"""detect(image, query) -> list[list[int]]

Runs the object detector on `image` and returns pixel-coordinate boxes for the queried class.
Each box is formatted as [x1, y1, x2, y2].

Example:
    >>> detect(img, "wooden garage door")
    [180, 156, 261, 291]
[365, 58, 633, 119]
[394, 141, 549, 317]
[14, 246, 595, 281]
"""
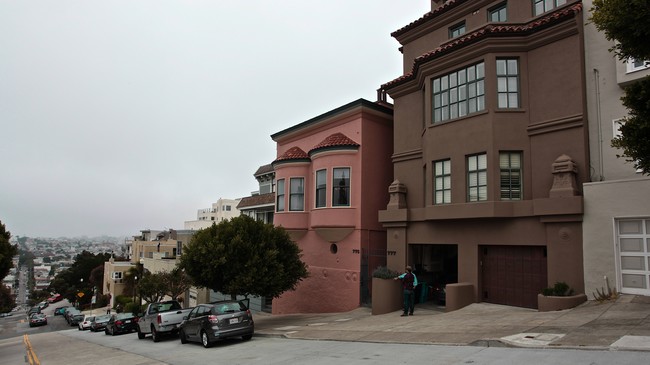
[481, 245, 547, 309]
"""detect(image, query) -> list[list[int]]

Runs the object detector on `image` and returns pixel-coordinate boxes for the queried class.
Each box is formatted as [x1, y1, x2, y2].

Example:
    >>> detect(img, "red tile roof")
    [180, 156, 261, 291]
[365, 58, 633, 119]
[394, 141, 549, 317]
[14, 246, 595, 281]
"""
[274, 146, 310, 163]
[254, 164, 274, 176]
[383, 3, 582, 90]
[392, 0, 469, 38]
[309, 133, 359, 155]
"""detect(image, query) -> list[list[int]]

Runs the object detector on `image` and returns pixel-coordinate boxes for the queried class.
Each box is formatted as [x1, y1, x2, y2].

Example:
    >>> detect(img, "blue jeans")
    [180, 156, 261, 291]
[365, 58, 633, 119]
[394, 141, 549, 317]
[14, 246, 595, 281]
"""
[403, 289, 415, 314]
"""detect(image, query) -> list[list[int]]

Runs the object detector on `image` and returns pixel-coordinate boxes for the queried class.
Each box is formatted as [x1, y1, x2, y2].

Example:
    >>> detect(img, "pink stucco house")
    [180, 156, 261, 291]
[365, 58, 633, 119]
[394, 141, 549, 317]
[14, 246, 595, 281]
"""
[270, 98, 394, 314]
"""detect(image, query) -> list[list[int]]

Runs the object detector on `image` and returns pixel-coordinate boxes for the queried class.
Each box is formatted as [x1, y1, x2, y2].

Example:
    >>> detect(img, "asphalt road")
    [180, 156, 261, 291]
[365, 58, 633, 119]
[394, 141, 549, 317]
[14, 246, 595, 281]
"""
[2, 324, 648, 365]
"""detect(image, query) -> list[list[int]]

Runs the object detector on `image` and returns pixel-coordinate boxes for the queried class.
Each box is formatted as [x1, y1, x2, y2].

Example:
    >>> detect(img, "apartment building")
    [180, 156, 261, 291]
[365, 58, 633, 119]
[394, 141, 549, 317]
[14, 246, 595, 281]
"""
[379, 0, 588, 308]
[271, 99, 393, 313]
[184, 198, 242, 230]
[582, 0, 650, 297]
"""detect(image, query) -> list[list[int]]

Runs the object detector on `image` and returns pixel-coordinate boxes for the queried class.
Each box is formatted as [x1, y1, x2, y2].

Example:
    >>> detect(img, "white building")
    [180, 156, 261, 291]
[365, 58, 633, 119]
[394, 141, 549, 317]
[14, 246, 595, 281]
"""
[582, 0, 650, 297]
[184, 198, 242, 230]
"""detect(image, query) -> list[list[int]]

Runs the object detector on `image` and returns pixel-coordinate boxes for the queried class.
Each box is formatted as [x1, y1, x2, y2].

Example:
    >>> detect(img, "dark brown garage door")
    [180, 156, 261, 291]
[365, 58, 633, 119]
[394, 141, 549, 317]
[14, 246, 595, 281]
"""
[480, 245, 547, 309]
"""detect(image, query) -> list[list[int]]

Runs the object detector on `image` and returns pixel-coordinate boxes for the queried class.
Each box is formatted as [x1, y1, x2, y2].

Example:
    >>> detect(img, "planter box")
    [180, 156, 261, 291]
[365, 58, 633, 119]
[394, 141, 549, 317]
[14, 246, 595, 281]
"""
[371, 277, 403, 315]
[537, 293, 587, 312]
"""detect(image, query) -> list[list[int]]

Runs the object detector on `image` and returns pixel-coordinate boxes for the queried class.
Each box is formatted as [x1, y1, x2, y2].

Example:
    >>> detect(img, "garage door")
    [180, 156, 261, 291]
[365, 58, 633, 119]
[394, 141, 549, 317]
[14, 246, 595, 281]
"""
[617, 219, 650, 296]
[480, 245, 547, 309]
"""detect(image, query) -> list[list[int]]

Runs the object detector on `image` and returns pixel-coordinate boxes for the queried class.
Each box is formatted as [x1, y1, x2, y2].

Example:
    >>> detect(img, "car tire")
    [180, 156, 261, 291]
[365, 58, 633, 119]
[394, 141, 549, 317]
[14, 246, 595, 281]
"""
[201, 330, 212, 348]
[179, 329, 187, 344]
[151, 326, 160, 343]
[242, 334, 252, 341]
[104, 328, 109, 335]
[137, 327, 146, 339]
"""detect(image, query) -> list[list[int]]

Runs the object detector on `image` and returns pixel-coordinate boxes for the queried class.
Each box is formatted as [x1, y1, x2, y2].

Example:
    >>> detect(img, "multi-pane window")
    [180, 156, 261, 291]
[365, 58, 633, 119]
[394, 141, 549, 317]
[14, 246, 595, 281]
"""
[433, 62, 485, 123]
[627, 58, 650, 73]
[489, 3, 507, 22]
[500, 152, 522, 200]
[315, 169, 327, 208]
[332, 167, 350, 207]
[467, 154, 487, 202]
[449, 22, 466, 38]
[289, 178, 304, 211]
[434, 160, 452, 204]
[496, 59, 519, 108]
[533, 0, 567, 16]
[276, 179, 285, 212]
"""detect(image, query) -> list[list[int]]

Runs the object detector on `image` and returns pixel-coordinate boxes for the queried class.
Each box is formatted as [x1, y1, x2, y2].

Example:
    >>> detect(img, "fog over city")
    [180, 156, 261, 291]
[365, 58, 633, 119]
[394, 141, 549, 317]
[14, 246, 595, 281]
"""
[0, 1, 430, 238]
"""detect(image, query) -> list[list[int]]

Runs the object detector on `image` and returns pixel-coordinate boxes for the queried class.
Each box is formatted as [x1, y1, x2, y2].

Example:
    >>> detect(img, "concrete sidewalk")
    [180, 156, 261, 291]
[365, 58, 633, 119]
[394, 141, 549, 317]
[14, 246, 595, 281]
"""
[254, 294, 650, 351]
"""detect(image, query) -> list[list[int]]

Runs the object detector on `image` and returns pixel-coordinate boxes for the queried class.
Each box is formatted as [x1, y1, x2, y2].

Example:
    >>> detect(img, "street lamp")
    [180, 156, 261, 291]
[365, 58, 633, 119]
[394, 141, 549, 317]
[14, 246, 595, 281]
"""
[133, 275, 138, 312]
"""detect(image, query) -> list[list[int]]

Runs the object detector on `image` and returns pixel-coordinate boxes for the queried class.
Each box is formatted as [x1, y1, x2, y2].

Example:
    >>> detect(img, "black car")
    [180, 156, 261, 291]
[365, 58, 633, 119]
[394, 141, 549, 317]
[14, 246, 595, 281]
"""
[69, 313, 85, 327]
[105, 312, 139, 335]
[90, 314, 111, 332]
[179, 299, 254, 348]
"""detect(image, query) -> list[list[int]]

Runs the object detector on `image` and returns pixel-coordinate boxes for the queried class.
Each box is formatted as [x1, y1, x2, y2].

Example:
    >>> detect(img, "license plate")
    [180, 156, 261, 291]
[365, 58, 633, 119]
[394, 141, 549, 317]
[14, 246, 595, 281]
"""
[125, 320, 131, 323]
[229, 318, 238, 324]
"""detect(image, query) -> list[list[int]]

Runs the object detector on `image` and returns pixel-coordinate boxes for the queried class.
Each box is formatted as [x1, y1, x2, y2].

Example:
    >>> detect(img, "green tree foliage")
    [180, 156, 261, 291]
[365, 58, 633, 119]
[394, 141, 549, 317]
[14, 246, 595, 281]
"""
[612, 78, 650, 173]
[179, 215, 308, 299]
[162, 267, 192, 301]
[0, 220, 18, 280]
[591, 0, 650, 174]
[0, 285, 15, 313]
[590, 0, 650, 61]
[137, 272, 167, 304]
[48, 250, 111, 306]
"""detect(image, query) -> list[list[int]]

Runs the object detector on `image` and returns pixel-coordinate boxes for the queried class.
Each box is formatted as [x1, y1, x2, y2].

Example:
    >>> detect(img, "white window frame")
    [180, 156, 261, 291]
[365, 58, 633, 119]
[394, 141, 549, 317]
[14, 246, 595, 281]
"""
[434, 159, 452, 204]
[289, 177, 305, 211]
[332, 167, 351, 207]
[467, 153, 488, 202]
[626, 58, 650, 73]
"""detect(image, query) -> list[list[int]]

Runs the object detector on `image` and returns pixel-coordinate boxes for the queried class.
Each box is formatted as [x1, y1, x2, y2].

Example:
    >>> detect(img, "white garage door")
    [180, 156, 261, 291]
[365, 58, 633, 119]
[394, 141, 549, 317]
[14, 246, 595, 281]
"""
[617, 218, 650, 295]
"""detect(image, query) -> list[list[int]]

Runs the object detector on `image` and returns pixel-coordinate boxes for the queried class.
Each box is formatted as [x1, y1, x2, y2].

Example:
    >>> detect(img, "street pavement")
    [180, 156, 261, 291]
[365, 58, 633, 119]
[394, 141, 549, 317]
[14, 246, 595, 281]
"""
[253, 294, 650, 351]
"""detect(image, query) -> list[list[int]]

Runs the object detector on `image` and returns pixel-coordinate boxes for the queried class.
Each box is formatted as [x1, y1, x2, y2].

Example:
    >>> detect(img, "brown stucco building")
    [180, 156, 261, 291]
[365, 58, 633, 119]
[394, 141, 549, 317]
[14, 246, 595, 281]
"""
[379, 0, 588, 309]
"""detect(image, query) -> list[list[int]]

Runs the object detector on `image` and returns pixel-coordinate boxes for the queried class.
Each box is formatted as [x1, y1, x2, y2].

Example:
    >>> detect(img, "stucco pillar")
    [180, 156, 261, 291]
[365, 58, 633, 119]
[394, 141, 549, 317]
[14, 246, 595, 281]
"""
[380, 180, 409, 272]
[549, 154, 580, 197]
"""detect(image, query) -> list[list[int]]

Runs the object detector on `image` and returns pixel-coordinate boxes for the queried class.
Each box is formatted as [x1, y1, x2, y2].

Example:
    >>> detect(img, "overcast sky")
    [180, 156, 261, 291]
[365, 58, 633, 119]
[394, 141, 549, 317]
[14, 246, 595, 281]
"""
[0, 1, 430, 238]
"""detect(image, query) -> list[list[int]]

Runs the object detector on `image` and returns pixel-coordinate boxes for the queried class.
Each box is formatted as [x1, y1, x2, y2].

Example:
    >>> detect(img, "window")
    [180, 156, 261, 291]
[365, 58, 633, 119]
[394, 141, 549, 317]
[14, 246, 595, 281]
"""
[315, 169, 327, 208]
[276, 179, 285, 212]
[496, 59, 519, 108]
[434, 160, 452, 204]
[332, 168, 350, 207]
[627, 58, 650, 73]
[433, 62, 485, 123]
[467, 154, 487, 202]
[489, 3, 507, 22]
[449, 22, 466, 38]
[533, 0, 566, 16]
[500, 152, 522, 200]
[289, 177, 304, 211]
[225, 205, 231, 211]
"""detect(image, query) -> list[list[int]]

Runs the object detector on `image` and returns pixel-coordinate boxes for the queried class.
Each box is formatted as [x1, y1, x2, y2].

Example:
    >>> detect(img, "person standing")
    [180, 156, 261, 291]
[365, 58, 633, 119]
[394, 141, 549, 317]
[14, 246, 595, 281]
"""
[394, 266, 418, 316]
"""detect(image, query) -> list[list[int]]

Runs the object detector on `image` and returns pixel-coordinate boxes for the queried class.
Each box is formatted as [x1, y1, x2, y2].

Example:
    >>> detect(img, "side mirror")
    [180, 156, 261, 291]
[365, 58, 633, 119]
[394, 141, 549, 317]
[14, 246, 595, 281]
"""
[182, 315, 188, 320]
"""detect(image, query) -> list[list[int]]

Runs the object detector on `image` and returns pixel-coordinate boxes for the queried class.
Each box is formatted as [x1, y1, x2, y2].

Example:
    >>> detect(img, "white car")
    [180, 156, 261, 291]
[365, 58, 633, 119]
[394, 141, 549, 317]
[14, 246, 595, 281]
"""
[78, 315, 96, 331]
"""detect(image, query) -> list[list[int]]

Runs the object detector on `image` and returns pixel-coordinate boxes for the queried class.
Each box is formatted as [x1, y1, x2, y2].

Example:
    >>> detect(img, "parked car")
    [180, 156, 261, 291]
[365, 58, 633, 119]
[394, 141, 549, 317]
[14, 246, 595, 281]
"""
[178, 299, 254, 348]
[78, 315, 96, 330]
[37, 301, 49, 310]
[137, 300, 192, 342]
[29, 313, 48, 327]
[27, 307, 40, 317]
[64, 308, 81, 323]
[105, 312, 139, 335]
[69, 313, 85, 327]
[90, 314, 111, 332]
[54, 306, 68, 316]
[47, 294, 62, 303]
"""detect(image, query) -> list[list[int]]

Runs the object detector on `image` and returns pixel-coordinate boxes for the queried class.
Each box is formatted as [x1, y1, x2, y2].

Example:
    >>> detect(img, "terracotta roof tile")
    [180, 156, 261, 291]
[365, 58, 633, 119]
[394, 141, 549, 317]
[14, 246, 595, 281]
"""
[309, 133, 359, 155]
[274, 146, 310, 163]
[392, 0, 469, 38]
[383, 3, 582, 90]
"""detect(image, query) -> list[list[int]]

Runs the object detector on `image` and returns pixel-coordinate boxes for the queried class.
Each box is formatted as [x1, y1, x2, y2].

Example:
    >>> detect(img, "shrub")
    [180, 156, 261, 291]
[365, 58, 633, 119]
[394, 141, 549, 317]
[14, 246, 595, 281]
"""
[541, 282, 574, 296]
[372, 266, 400, 279]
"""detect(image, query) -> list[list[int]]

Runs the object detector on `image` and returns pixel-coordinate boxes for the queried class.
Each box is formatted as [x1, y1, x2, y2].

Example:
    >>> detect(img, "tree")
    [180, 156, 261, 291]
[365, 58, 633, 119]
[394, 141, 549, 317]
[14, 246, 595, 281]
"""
[137, 272, 167, 304]
[179, 215, 308, 300]
[0, 285, 15, 313]
[162, 267, 192, 301]
[48, 250, 111, 306]
[0, 220, 18, 280]
[591, 0, 650, 174]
